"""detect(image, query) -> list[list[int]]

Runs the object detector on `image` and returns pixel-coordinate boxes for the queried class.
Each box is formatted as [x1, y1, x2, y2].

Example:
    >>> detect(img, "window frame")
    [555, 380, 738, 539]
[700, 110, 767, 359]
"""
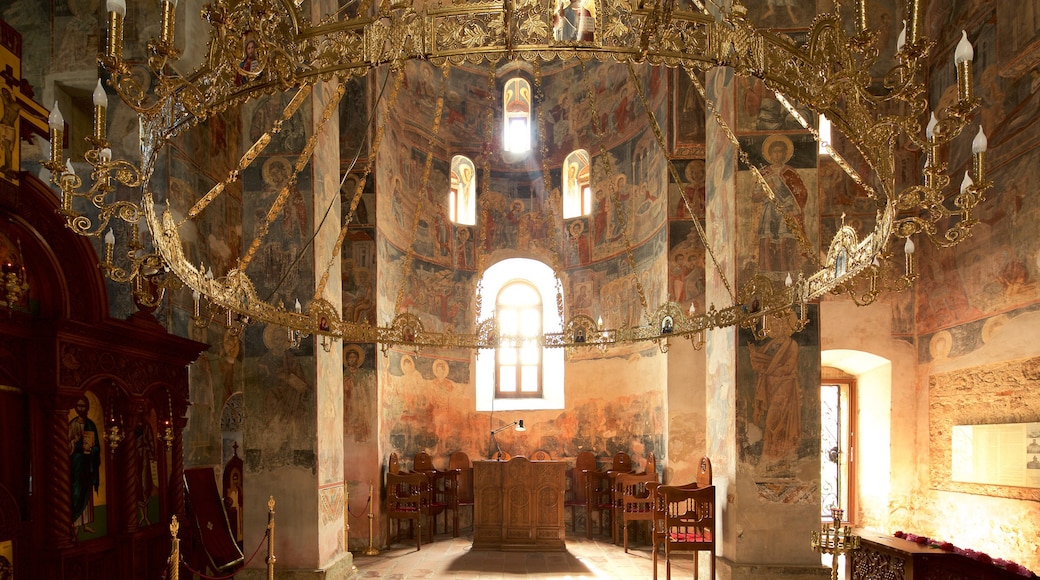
[820, 376, 857, 523]
[494, 280, 543, 399]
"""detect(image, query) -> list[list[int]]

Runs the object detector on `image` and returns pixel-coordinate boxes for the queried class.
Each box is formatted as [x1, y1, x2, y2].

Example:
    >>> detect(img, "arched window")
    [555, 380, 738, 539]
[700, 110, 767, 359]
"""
[503, 77, 532, 153]
[449, 155, 476, 225]
[562, 149, 592, 218]
[476, 258, 564, 411]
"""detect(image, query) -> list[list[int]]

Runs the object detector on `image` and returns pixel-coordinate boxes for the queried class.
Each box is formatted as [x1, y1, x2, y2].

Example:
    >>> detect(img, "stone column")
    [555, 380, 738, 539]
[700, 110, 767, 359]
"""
[239, 73, 350, 578]
[704, 66, 827, 579]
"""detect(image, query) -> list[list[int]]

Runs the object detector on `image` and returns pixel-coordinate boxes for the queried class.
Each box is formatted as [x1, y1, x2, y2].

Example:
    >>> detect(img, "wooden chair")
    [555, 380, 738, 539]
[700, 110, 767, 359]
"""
[530, 449, 552, 460]
[566, 451, 596, 532]
[585, 451, 633, 540]
[585, 469, 613, 539]
[448, 451, 474, 529]
[386, 470, 430, 551]
[413, 451, 459, 538]
[388, 452, 401, 475]
[607, 452, 634, 544]
[643, 451, 657, 477]
[615, 471, 659, 553]
[652, 484, 716, 580]
[413, 451, 435, 471]
[696, 456, 713, 487]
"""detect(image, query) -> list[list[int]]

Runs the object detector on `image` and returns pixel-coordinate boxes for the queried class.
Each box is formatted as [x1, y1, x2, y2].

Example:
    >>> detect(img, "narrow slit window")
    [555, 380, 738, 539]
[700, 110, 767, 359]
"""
[449, 155, 476, 225]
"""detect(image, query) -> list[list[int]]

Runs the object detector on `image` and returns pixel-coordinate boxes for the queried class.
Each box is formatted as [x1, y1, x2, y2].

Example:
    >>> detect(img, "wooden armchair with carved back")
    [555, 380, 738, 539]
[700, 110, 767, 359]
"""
[385, 469, 431, 551]
[586, 451, 633, 541]
[616, 471, 660, 553]
[413, 451, 459, 538]
[650, 456, 715, 580]
[566, 451, 596, 533]
[448, 451, 474, 530]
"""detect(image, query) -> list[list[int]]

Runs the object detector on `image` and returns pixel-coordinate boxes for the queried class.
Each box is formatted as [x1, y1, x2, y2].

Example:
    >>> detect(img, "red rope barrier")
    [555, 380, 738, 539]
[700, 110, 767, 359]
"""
[177, 529, 269, 580]
[346, 495, 371, 519]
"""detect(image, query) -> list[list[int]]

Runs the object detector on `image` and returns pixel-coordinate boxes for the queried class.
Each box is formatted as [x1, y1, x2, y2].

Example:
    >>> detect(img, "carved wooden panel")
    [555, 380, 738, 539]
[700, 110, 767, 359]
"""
[852, 529, 1036, 580]
[929, 356, 1040, 500]
[472, 458, 566, 551]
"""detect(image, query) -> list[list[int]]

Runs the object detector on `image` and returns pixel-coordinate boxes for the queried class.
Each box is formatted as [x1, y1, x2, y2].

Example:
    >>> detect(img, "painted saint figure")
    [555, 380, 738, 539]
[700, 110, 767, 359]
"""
[343, 344, 375, 442]
[69, 396, 101, 535]
[236, 39, 258, 85]
[753, 135, 808, 273]
[748, 332, 802, 460]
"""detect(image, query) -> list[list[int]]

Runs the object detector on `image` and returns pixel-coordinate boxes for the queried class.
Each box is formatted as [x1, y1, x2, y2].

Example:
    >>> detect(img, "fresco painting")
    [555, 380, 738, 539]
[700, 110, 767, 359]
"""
[379, 345, 665, 469]
[244, 323, 316, 472]
[672, 70, 706, 157]
[736, 76, 813, 134]
[740, 0, 816, 31]
[737, 306, 820, 500]
[343, 343, 378, 444]
[735, 133, 818, 285]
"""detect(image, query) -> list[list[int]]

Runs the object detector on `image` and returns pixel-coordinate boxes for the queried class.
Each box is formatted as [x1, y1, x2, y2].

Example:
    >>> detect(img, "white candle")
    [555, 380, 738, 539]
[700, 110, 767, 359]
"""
[954, 30, 974, 64]
[971, 126, 987, 153]
[106, 0, 126, 16]
[960, 171, 974, 194]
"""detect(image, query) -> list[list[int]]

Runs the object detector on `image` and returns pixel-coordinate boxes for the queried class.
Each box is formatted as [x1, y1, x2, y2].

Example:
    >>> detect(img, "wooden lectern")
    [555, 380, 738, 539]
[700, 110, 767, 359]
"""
[472, 457, 567, 551]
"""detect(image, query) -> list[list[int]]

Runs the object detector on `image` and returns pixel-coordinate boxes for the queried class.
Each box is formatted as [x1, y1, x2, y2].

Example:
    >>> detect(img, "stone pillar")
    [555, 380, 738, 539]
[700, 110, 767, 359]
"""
[704, 66, 827, 579]
[239, 74, 350, 578]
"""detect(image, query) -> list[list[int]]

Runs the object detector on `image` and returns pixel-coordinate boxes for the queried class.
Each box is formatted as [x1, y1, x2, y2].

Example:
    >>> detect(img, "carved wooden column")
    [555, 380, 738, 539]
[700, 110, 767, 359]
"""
[169, 410, 186, 520]
[122, 417, 140, 534]
[46, 400, 74, 549]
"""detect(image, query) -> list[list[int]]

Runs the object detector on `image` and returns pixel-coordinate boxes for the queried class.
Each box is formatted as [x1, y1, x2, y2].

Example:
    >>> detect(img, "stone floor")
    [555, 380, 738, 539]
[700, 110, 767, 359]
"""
[351, 530, 709, 579]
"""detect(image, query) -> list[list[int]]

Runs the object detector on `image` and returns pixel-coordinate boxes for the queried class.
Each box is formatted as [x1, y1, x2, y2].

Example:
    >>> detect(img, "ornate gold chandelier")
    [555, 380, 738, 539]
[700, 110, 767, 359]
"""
[43, 0, 988, 352]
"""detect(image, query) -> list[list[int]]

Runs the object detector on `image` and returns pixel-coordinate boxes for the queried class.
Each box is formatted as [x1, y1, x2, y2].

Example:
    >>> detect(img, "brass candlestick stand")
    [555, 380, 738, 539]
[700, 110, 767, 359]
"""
[364, 483, 380, 556]
[811, 508, 860, 580]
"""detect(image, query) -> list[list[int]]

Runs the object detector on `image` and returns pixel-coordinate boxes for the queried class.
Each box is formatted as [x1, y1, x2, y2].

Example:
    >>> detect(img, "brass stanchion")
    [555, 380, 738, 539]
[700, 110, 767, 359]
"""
[811, 508, 860, 580]
[168, 515, 180, 580]
[343, 482, 350, 551]
[266, 496, 276, 580]
[364, 483, 380, 555]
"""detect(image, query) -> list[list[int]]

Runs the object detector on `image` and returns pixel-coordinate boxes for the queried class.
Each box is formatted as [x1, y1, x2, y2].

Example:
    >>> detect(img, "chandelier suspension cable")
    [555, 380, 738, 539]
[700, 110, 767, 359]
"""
[772, 90, 880, 203]
[392, 64, 450, 317]
[533, 60, 568, 329]
[235, 83, 346, 276]
[631, 61, 737, 307]
[473, 59, 499, 323]
[581, 61, 653, 327]
[313, 67, 401, 303]
[686, 66, 821, 270]
[180, 85, 314, 227]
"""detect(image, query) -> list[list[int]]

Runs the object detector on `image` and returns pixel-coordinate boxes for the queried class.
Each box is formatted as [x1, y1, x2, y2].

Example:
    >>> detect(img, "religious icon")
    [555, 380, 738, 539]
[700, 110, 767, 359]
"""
[661, 315, 674, 334]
